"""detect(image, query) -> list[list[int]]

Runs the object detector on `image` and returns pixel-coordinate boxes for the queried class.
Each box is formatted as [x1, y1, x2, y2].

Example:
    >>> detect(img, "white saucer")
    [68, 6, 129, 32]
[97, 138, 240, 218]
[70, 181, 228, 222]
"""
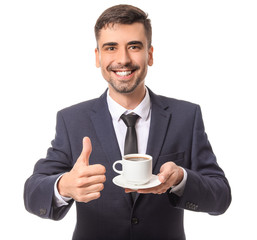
[112, 174, 161, 190]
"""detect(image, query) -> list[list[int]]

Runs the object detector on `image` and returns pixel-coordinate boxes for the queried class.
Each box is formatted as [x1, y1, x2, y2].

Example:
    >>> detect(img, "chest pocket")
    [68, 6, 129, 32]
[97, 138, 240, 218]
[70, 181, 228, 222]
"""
[153, 151, 185, 173]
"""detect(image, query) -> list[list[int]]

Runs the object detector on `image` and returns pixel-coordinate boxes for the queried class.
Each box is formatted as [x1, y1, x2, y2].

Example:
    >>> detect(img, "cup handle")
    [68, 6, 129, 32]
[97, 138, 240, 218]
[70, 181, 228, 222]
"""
[112, 160, 123, 175]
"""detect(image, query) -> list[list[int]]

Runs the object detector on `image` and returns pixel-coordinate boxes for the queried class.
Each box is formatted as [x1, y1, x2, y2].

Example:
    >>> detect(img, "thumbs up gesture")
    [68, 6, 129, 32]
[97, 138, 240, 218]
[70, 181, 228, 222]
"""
[58, 137, 106, 203]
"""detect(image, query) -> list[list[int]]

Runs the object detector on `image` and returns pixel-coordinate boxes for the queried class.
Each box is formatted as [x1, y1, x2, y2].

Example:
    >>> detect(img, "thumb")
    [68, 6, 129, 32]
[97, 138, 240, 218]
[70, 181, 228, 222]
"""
[158, 163, 171, 183]
[158, 174, 166, 183]
[78, 137, 92, 166]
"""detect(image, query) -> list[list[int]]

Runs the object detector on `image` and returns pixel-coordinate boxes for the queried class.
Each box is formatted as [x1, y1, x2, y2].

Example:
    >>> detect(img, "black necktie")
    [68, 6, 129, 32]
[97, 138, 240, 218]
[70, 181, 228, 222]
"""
[120, 114, 139, 155]
[120, 113, 139, 202]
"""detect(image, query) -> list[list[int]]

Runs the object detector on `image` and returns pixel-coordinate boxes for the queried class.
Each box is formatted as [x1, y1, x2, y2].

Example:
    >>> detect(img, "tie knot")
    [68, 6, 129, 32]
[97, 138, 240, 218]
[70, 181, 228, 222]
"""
[120, 114, 139, 127]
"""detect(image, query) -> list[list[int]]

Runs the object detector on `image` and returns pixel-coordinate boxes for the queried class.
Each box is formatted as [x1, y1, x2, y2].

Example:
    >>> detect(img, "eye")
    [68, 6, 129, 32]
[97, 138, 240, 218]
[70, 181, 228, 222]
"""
[107, 46, 116, 51]
[103, 46, 116, 51]
[129, 45, 140, 50]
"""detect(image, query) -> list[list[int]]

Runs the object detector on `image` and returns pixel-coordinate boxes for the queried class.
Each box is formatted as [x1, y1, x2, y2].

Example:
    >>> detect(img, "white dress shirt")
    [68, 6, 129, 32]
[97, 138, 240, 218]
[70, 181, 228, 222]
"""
[54, 88, 187, 207]
[107, 88, 151, 156]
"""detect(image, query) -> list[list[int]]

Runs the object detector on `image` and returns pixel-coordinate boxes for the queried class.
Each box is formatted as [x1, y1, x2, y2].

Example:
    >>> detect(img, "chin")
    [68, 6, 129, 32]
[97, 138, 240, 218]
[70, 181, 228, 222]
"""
[115, 83, 140, 94]
[109, 79, 141, 94]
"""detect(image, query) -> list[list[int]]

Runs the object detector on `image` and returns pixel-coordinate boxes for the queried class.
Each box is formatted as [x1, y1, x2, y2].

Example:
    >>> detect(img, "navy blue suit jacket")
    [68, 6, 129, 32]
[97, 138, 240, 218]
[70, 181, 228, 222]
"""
[24, 89, 231, 240]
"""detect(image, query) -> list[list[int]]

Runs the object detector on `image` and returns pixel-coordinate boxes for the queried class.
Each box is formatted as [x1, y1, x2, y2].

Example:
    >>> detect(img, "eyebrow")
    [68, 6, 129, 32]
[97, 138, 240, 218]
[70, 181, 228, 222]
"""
[101, 42, 118, 49]
[101, 41, 144, 49]
[128, 41, 144, 47]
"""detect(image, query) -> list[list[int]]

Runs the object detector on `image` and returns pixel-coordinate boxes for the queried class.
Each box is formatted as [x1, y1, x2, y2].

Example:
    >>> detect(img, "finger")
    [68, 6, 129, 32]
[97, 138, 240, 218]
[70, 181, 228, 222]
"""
[160, 165, 184, 187]
[76, 192, 101, 203]
[84, 164, 106, 177]
[75, 183, 104, 202]
[84, 183, 105, 194]
[76, 174, 106, 188]
[158, 162, 174, 183]
[158, 174, 166, 183]
[124, 188, 137, 193]
[74, 164, 106, 180]
[78, 137, 92, 166]
[137, 186, 160, 194]
[137, 185, 168, 194]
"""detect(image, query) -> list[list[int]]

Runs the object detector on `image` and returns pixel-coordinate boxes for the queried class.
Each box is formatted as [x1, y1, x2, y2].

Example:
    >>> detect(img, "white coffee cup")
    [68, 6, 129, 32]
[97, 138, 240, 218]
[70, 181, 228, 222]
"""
[112, 154, 152, 185]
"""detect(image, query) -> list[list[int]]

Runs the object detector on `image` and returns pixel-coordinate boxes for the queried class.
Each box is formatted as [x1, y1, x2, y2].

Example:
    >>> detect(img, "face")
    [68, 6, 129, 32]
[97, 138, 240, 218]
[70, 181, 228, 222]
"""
[95, 23, 153, 94]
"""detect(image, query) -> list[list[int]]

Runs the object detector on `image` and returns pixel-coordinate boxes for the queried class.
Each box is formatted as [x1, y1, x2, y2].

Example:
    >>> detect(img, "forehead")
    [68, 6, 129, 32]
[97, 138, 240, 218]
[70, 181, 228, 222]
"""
[97, 23, 147, 45]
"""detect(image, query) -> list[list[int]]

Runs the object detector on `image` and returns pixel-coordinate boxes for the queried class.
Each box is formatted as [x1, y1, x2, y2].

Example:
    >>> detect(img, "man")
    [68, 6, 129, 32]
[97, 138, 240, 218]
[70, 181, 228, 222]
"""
[24, 4, 231, 240]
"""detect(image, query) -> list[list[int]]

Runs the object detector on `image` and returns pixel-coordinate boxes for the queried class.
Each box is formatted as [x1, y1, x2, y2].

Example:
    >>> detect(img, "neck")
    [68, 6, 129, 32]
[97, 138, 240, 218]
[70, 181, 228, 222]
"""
[109, 84, 146, 110]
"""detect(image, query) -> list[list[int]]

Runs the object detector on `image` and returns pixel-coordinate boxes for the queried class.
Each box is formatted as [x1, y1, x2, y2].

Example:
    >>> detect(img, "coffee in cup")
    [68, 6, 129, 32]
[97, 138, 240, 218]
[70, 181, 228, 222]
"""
[112, 154, 152, 185]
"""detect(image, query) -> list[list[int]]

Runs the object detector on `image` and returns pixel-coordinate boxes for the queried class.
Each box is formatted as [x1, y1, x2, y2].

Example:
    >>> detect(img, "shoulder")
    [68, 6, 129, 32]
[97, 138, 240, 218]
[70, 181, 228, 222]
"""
[149, 89, 200, 112]
[57, 90, 107, 118]
[148, 89, 202, 124]
[60, 98, 98, 115]
[56, 92, 107, 125]
[159, 95, 198, 108]
[56, 99, 96, 120]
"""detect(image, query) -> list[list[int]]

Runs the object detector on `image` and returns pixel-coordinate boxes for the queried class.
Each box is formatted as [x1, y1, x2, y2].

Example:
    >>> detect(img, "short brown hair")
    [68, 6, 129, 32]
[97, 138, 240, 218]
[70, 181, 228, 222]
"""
[94, 4, 152, 48]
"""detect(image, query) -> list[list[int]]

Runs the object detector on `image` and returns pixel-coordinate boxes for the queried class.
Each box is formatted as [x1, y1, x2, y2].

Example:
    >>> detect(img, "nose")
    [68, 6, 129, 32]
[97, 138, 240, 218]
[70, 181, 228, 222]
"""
[116, 47, 132, 66]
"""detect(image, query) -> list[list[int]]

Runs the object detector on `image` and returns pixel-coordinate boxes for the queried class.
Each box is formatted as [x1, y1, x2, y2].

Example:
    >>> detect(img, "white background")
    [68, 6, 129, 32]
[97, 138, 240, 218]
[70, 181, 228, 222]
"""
[1, 0, 256, 239]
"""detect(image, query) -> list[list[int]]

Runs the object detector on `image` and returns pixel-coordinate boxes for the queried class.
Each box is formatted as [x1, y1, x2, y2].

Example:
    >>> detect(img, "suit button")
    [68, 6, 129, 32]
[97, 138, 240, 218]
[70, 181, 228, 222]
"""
[39, 208, 47, 216]
[186, 201, 199, 211]
[131, 217, 139, 225]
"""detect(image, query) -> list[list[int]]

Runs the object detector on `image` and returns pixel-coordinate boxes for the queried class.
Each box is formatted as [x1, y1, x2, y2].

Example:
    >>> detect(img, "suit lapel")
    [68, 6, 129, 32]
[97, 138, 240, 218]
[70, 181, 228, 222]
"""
[90, 90, 121, 167]
[134, 89, 171, 203]
[146, 89, 172, 172]
[90, 91, 132, 206]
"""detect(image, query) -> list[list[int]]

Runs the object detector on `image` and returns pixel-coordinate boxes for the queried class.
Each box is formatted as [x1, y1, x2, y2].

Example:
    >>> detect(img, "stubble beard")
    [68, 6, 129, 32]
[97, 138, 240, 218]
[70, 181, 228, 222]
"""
[106, 64, 147, 94]
[108, 77, 143, 94]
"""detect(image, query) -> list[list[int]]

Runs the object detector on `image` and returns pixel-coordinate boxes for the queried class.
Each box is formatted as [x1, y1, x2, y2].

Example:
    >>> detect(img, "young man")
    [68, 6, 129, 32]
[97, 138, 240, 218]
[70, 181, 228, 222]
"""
[24, 5, 231, 240]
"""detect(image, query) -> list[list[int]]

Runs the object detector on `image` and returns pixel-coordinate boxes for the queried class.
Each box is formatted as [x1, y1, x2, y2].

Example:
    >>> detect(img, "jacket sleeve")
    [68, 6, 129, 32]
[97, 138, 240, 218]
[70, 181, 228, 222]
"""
[169, 105, 232, 215]
[24, 111, 74, 220]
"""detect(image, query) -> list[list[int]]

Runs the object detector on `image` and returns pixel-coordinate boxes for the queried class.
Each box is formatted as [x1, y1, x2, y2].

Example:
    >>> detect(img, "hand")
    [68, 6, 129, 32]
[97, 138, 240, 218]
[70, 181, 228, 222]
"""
[58, 137, 106, 203]
[125, 162, 183, 194]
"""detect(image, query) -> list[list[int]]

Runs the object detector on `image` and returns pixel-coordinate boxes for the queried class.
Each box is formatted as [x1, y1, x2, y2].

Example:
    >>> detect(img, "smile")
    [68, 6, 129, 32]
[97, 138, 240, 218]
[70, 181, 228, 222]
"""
[115, 71, 132, 76]
[112, 69, 137, 78]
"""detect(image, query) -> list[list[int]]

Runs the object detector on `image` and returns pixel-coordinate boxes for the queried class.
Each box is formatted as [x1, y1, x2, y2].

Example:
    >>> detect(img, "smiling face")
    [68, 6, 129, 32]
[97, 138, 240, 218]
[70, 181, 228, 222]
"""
[95, 23, 153, 95]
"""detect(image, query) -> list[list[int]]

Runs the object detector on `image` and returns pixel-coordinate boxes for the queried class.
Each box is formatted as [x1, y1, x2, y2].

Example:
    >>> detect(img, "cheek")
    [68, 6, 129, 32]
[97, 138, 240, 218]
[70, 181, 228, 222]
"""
[139, 59, 149, 72]
[100, 55, 114, 69]
[136, 53, 151, 68]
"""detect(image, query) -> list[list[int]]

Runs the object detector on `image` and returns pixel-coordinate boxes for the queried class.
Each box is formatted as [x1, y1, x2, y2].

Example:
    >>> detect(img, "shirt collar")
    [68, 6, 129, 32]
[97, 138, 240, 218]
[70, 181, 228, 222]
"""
[107, 88, 151, 122]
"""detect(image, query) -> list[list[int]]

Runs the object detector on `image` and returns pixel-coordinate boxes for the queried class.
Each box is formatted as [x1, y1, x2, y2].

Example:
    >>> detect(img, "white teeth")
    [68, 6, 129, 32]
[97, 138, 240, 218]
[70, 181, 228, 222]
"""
[115, 71, 132, 76]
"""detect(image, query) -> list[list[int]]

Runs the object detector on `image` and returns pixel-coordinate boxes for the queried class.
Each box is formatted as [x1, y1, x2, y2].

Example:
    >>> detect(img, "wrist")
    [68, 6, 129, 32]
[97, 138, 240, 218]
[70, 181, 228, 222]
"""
[57, 172, 70, 198]
[169, 168, 187, 197]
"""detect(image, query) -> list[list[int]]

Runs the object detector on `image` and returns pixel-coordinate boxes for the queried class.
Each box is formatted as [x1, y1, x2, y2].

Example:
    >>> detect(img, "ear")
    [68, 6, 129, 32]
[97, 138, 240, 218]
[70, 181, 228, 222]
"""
[148, 46, 154, 66]
[95, 48, 100, 68]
